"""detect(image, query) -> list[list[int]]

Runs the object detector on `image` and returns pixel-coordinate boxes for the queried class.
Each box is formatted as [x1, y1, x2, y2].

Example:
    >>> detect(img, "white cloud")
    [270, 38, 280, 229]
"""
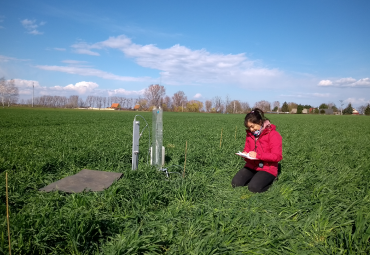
[62, 60, 86, 64]
[13, 79, 143, 97]
[318, 80, 332, 86]
[318, 77, 370, 87]
[70, 35, 283, 87]
[312, 93, 331, 98]
[21, 19, 45, 35]
[35, 64, 150, 82]
[61, 60, 90, 67]
[280, 92, 331, 98]
[50, 81, 98, 94]
[54, 48, 66, 51]
[0, 55, 17, 62]
[107, 88, 145, 96]
[71, 42, 100, 56]
[194, 93, 202, 99]
[344, 97, 370, 106]
[0, 55, 29, 62]
[12, 79, 41, 88]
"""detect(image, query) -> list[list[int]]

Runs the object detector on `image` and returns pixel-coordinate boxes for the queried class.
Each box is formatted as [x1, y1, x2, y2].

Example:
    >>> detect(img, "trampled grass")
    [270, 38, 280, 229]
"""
[1, 108, 370, 254]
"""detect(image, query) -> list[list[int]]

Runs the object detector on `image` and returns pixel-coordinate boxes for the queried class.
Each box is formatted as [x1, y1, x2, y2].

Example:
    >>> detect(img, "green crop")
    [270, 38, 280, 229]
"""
[1, 108, 370, 254]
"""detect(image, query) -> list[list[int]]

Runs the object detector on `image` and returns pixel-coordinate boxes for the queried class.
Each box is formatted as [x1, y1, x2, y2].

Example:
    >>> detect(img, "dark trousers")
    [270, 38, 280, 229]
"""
[231, 167, 276, 193]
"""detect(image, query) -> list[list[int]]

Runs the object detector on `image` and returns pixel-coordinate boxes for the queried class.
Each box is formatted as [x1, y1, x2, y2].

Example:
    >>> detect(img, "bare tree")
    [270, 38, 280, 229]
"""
[0, 77, 7, 107]
[241, 102, 251, 113]
[107, 97, 112, 108]
[358, 105, 367, 115]
[0, 78, 19, 107]
[213, 96, 223, 113]
[68, 95, 79, 108]
[225, 95, 232, 113]
[126, 98, 133, 109]
[144, 84, 165, 108]
[137, 97, 148, 111]
[7, 79, 19, 106]
[205, 100, 212, 112]
[163, 96, 172, 111]
[96, 96, 103, 109]
[172, 91, 187, 111]
[78, 98, 85, 108]
[254, 100, 271, 112]
[273, 101, 280, 111]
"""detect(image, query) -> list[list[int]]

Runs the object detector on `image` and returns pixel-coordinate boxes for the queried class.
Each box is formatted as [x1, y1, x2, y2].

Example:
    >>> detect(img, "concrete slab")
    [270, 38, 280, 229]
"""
[39, 169, 123, 193]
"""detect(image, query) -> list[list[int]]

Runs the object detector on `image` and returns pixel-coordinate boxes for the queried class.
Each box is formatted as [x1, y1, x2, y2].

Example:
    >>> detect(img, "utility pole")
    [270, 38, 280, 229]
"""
[339, 100, 344, 115]
[32, 82, 34, 107]
[233, 101, 235, 113]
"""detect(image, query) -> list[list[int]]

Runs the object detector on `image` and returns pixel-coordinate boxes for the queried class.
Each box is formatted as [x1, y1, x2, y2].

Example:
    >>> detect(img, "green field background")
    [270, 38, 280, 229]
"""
[1, 108, 370, 254]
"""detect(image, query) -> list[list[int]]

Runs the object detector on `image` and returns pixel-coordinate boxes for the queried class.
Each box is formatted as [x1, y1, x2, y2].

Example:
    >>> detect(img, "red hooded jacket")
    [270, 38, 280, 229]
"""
[243, 120, 283, 176]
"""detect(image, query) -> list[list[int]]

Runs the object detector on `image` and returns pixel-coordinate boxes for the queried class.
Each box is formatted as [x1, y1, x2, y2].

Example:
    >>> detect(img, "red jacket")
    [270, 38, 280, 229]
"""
[243, 121, 283, 176]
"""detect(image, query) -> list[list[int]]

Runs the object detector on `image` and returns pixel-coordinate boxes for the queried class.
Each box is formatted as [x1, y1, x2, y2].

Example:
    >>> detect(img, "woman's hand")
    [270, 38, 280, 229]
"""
[248, 151, 257, 158]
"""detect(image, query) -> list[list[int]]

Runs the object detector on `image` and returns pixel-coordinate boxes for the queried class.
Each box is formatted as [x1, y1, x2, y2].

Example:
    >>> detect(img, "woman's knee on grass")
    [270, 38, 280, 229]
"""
[231, 168, 254, 188]
[231, 176, 245, 187]
[248, 182, 268, 193]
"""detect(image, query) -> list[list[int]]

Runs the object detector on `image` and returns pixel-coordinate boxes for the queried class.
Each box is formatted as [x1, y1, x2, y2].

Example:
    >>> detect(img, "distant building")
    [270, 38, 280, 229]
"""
[302, 109, 308, 114]
[110, 103, 121, 109]
[309, 108, 315, 113]
[290, 108, 297, 114]
[134, 104, 140, 111]
[323, 109, 333, 115]
[353, 108, 360, 115]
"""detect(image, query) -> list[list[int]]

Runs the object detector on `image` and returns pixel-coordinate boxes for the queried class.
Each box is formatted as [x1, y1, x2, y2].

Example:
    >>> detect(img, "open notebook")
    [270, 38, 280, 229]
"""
[235, 151, 259, 160]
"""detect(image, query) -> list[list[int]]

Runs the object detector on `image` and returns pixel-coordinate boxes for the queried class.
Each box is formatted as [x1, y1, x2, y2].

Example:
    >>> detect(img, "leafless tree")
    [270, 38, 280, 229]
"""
[7, 79, 19, 106]
[241, 102, 251, 113]
[358, 105, 366, 115]
[78, 98, 85, 108]
[137, 97, 148, 110]
[254, 100, 271, 112]
[126, 98, 133, 109]
[205, 100, 212, 112]
[96, 96, 103, 109]
[144, 84, 165, 108]
[68, 95, 79, 108]
[85, 96, 93, 108]
[162, 96, 172, 111]
[273, 101, 280, 111]
[0, 78, 19, 107]
[102, 97, 106, 108]
[212, 96, 223, 113]
[107, 97, 112, 108]
[224, 95, 232, 113]
[172, 91, 187, 111]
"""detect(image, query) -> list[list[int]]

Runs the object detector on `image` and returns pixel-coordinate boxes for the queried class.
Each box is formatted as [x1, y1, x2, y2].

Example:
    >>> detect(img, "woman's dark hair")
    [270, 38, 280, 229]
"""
[244, 108, 269, 127]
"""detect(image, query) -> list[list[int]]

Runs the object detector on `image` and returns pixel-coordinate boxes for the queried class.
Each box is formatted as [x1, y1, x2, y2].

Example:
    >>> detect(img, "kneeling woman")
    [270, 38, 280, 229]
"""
[232, 108, 283, 193]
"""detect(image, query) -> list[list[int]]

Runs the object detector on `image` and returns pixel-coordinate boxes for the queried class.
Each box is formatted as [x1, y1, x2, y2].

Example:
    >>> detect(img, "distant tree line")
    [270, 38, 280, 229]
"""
[139, 84, 252, 113]
[4, 79, 370, 115]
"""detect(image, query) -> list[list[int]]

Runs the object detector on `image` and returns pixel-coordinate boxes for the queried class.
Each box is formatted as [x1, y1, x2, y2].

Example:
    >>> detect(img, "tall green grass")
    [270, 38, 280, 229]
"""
[1, 108, 369, 254]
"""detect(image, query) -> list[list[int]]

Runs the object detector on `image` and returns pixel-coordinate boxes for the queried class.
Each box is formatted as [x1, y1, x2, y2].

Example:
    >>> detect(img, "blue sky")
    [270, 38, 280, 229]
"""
[1, 0, 369, 107]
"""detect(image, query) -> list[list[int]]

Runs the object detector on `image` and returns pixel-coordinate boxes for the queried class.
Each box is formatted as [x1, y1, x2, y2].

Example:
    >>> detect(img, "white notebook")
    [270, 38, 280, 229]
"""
[235, 151, 259, 160]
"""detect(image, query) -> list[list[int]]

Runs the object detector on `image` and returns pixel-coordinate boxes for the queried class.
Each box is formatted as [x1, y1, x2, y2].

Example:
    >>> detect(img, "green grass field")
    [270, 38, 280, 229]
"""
[1, 108, 370, 254]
